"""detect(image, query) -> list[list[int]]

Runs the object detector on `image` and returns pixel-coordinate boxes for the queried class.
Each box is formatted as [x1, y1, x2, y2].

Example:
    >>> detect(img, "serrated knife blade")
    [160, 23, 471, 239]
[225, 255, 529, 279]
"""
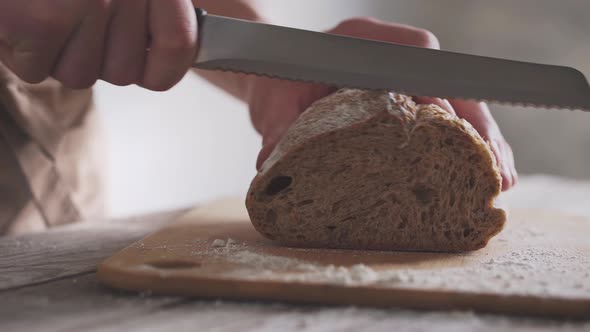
[193, 10, 590, 111]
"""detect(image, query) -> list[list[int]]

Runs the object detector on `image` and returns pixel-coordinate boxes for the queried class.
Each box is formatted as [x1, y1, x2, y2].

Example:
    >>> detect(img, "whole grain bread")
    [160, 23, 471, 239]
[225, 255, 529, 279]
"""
[246, 89, 506, 252]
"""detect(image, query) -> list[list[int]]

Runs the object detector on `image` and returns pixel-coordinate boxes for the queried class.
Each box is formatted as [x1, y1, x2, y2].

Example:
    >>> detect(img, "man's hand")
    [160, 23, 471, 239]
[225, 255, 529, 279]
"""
[248, 17, 517, 191]
[0, 0, 198, 91]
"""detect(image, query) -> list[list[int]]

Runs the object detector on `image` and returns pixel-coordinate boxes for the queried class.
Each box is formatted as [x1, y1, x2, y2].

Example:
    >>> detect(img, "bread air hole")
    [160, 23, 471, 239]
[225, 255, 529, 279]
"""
[296, 199, 314, 207]
[264, 176, 293, 196]
[412, 185, 436, 205]
[265, 209, 277, 224]
[263, 232, 276, 240]
[468, 154, 481, 162]
[331, 200, 346, 213]
[450, 171, 458, 181]
[463, 228, 474, 237]
[468, 176, 476, 189]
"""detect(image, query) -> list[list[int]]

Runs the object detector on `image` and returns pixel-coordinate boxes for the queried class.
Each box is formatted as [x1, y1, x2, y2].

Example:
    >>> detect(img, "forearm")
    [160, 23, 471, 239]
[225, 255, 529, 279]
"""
[192, 0, 265, 102]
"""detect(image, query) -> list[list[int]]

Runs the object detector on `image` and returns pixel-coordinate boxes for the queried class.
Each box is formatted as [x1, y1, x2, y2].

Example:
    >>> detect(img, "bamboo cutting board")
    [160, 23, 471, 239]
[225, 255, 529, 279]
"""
[98, 198, 590, 319]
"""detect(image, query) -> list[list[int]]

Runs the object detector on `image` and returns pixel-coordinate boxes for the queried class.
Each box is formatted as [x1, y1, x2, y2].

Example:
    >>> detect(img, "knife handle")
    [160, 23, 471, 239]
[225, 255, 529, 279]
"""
[195, 7, 208, 27]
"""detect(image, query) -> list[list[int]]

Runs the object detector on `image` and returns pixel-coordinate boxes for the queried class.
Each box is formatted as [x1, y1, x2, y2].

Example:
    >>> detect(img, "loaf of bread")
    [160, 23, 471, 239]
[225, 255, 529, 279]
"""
[246, 89, 506, 252]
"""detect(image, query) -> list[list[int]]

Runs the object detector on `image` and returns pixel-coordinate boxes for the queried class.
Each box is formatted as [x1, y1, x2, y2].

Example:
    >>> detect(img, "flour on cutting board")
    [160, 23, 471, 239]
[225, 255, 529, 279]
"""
[202, 233, 590, 298]
[206, 238, 381, 285]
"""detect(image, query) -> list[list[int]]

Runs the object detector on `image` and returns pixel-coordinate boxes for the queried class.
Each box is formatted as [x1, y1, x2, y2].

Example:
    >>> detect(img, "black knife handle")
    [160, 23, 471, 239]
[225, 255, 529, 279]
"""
[195, 7, 208, 28]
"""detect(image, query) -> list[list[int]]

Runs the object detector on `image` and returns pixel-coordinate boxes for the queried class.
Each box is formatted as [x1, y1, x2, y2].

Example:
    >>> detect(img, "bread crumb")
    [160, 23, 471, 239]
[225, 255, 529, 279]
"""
[211, 239, 226, 248]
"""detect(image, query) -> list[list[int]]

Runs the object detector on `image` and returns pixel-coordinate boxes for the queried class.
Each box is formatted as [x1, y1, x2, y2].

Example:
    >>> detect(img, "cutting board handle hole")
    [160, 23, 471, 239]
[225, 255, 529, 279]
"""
[144, 260, 202, 270]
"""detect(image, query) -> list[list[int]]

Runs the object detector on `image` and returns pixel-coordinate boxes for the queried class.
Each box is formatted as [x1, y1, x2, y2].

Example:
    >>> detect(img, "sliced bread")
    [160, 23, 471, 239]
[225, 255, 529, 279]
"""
[246, 89, 506, 252]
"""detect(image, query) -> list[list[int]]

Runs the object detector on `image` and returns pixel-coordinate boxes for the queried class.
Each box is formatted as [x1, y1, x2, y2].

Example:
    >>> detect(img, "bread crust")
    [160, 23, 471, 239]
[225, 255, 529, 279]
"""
[246, 89, 505, 252]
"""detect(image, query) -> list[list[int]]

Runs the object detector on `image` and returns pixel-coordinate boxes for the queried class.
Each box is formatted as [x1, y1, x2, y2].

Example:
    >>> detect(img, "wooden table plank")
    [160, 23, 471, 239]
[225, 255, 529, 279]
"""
[79, 300, 590, 332]
[0, 210, 185, 290]
[1, 273, 588, 332]
[0, 274, 184, 332]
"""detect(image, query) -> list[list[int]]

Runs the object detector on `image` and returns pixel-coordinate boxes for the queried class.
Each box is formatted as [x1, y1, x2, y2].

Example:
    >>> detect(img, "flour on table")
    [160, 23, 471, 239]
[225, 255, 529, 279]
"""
[203, 237, 590, 298]
[211, 239, 226, 248]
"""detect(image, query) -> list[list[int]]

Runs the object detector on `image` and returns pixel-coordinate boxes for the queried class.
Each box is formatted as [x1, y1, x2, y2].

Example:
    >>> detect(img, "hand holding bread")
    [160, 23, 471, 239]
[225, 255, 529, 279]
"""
[247, 17, 517, 190]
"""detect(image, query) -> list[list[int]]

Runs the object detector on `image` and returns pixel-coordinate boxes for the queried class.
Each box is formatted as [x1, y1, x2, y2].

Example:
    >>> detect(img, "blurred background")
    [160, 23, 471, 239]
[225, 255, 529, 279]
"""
[95, 0, 590, 217]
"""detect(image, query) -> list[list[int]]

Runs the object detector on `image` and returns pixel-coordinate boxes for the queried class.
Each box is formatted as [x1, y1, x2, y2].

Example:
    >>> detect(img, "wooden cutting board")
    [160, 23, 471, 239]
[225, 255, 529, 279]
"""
[98, 198, 590, 319]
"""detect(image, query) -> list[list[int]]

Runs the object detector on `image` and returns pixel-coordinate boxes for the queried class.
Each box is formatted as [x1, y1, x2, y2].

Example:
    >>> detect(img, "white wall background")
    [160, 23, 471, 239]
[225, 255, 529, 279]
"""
[95, 1, 590, 218]
[94, 76, 258, 218]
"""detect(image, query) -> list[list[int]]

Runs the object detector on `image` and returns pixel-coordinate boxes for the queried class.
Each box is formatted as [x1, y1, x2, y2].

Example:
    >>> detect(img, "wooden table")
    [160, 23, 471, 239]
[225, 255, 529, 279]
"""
[2, 176, 590, 332]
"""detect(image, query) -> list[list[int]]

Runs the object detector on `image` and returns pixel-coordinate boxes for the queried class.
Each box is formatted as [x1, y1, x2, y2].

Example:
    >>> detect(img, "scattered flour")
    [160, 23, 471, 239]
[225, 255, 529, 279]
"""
[211, 239, 226, 248]
[208, 238, 379, 285]
[205, 237, 590, 297]
[209, 238, 316, 272]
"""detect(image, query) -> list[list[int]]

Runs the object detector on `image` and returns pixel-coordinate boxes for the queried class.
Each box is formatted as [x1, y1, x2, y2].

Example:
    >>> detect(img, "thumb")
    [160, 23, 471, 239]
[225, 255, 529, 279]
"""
[255, 102, 302, 170]
[327, 17, 439, 49]
[256, 136, 281, 170]
[251, 80, 334, 170]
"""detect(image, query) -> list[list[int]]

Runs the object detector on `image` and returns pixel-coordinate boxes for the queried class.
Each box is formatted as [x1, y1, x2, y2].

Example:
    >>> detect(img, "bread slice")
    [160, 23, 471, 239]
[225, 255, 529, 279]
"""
[246, 89, 506, 252]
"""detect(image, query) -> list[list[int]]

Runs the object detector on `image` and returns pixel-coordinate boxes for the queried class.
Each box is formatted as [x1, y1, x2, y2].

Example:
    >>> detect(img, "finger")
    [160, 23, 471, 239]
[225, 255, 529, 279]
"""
[249, 79, 332, 135]
[328, 18, 445, 105]
[506, 139, 518, 184]
[256, 137, 279, 171]
[0, 39, 15, 71]
[102, 0, 148, 86]
[52, 3, 110, 89]
[489, 140, 511, 191]
[413, 97, 456, 116]
[509, 146, 518, 186]
[450, 99, 516, 190]
[254, 98, 301, 170]
[249, 78, 333, 170]
[0, 24, 66, 84]
[328, 17, 439, 49]
[252, 90, 303, 170]
[141, 0, 197, 91]
[503, 149, 514, 190]
[449, 100, 496, 134]
[499, 141, 513, 191]
[0, 42, 59, 83]
[502, 139, 518, 190]
[254, 98, 298, 149]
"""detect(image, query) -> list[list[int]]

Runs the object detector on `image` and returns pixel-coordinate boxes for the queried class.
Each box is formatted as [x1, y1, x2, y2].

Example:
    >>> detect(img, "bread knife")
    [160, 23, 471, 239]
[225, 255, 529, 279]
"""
[192, 9, 590, 111]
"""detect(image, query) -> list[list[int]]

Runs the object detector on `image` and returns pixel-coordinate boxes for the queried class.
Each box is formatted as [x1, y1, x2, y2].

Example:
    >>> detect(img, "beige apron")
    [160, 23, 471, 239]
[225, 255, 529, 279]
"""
[0, 64, 105, 236]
